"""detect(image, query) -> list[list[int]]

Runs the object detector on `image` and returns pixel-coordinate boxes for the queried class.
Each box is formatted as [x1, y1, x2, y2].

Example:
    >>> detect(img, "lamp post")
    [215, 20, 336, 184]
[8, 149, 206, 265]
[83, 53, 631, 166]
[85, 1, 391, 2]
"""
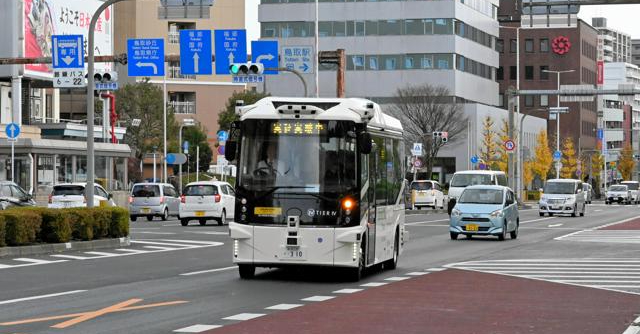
[178, 118, 196, 192]
[542, 69, 575, 179]
[518, 113, 529, 198]
[500, 25, 520, 194]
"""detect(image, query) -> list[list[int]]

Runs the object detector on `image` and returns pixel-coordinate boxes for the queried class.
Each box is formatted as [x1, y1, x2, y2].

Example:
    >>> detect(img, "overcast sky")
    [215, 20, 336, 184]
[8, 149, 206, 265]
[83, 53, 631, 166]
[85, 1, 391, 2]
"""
[244, 2, 640, 50]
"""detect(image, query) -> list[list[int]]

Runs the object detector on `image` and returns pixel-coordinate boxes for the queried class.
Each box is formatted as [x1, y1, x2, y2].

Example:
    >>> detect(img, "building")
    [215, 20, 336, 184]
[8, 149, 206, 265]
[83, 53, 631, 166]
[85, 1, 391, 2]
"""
[113, 0, 247, 166]
[592, 17, 631, 63]
[632, 39, 640, 68]
[0, 0, 131, 199]
[498, 0, 599, 155]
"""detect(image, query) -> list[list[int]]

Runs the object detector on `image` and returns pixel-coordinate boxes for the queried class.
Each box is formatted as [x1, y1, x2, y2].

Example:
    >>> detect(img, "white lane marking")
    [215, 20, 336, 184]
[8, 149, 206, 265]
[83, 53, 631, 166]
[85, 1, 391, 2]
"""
[0, 264, 11, 269]
[265, 304, 303, 310]
[360, 282, 388, 287]
[50, 254, 90, 260]
[13, 258, 57, 264]
[333, 288, 363, 294]
[548, 224, 563, 227]
[557, 280, 640, 283]
[594, 209, 603, 212]
[525, 275, 640, 279]
[405, 219, 450, 226]
[187, 231, 230, 236]
[301, 296, 335, 302]
[0, 290, 86, 306]
[115, 248, 149, 254]
[521, 217, 554, 224]
[130, 240, 200, 248]
[132, 231, 177, 235]
[130, 227, 162, 230]
[180, 266, 237, 276]
[407, 224, 449, 227]
[173, 324, 222, 332]
[406, 272, 429, 276]
[623, 314, 640, 334]
[427, 267, 447, 271]
[223, 313, 265, 321]
[385, 276, 410, 281]
[160, 239, 223, 245]
[84, 251, 120, 257]
[143, 246, 180, 251]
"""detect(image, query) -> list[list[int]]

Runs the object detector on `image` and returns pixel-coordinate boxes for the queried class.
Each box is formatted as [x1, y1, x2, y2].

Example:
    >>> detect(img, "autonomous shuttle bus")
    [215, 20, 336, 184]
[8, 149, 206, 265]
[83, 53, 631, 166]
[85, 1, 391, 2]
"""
[225, 97, 406, 281]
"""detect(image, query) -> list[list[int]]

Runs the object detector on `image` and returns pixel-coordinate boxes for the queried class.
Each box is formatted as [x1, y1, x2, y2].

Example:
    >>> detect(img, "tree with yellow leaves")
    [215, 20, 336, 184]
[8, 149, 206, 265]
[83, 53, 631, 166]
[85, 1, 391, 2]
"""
[617, 144, 636, 180]
[523, 160, 534, 189]
[479, 116, 498, 170]
[560, 137, 577, 178]
[590, 151, 604, 197]
[496, 119, 514, 173]
[531, 130, 552, 181]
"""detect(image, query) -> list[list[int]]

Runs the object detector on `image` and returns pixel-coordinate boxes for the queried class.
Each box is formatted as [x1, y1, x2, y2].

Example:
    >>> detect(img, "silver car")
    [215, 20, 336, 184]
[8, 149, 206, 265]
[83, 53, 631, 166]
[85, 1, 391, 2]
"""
[129, 183, 180, 221]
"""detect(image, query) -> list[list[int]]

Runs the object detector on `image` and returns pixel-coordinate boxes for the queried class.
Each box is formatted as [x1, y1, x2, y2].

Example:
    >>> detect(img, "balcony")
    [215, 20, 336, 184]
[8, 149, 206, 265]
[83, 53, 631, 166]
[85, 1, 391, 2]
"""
[168, 66, 196, 80]
[169, 101, 196, 115]
[168, 31, 180, 44]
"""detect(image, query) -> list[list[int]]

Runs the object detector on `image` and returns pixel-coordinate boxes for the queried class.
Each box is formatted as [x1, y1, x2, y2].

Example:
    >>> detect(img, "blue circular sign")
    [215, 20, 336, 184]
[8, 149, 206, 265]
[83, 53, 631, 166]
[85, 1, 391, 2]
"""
[471, 156, 479, 164]
[166, 154, 176, 164]
[217, 130, 229, 142]
[479, 163, 486, 170]
[5, 123, 20, 139]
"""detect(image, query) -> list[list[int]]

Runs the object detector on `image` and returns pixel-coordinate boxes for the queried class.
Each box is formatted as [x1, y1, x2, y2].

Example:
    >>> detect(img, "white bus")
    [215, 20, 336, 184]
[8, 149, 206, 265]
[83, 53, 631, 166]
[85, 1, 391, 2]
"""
[225, 97, 406, 281]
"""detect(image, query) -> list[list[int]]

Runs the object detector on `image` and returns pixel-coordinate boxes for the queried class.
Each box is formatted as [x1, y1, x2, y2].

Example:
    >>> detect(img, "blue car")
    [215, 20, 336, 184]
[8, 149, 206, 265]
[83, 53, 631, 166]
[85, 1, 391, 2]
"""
[449, 185, 519, 241]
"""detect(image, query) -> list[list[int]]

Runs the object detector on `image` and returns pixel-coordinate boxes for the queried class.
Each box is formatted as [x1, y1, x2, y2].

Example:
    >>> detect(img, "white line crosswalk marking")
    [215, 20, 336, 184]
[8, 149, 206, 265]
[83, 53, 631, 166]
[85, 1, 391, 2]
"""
[447, 259, 640, 295]
[555, 230, 640, 244]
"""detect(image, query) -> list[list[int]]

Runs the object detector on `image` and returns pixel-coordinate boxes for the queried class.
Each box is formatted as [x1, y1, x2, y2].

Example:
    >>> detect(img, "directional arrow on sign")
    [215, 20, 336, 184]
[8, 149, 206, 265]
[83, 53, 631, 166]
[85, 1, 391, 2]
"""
[228, 53, 235, 64]
[300, 63, 309, 72]
[255, 54, 274, 63]
[136, 62, 158, 75]
[62, 56, 75, 66]
[8, 124, 17, 138]
[193, 53, 199, 73]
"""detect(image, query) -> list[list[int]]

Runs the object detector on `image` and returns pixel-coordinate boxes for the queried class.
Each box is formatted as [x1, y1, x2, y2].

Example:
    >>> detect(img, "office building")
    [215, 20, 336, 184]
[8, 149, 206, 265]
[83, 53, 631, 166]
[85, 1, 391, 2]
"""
[592, 17, 631, 63]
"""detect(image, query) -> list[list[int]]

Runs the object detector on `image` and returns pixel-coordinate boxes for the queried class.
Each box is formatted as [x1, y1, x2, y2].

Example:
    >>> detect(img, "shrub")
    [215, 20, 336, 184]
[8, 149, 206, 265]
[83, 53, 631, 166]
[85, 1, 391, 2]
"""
[1, 211, 42, 246]
[106, 207, 130, 238]
[39, 209, 72, 243]
[0, 216, 5, 247]
[91, 208, 112, 239]
[64, 209, 94, 241]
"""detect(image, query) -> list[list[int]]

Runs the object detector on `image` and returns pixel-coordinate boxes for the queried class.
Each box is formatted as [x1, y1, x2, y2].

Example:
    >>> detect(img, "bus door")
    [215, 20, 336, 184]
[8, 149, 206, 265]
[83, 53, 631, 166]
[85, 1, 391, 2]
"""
[366, 144, 378, 265]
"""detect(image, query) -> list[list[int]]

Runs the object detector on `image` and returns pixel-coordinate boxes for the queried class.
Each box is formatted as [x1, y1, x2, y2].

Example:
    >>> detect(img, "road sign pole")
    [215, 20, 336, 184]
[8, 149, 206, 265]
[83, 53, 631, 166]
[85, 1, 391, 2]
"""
[10, 140, 14, 182]
[163, 74, 167, 184]
[87, 0, 130, 207]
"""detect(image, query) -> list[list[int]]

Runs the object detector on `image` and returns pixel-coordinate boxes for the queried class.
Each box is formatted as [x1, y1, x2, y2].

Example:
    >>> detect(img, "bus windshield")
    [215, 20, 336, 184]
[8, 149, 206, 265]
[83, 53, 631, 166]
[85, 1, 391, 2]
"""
[237, 119, 358, 225]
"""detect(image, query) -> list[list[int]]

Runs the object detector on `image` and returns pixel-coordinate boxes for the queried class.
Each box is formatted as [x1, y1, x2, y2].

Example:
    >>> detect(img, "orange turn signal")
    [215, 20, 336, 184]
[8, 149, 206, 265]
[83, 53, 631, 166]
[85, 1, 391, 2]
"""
[342, 198, 355, 210]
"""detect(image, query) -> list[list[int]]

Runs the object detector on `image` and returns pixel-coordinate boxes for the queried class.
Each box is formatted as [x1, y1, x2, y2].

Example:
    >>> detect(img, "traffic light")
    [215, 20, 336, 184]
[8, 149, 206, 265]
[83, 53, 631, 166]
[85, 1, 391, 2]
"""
[92, 71, 118, 83]
[229, 62, 264, 75]
[432, 131, 448, 143]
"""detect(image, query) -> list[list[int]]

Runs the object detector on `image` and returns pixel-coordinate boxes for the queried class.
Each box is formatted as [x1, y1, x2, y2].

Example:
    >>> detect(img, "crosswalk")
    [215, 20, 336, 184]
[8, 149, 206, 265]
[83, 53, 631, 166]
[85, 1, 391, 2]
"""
[555, 230, 640, 244]
[0, 239, 223, 271]
[447, 259, 640, 295]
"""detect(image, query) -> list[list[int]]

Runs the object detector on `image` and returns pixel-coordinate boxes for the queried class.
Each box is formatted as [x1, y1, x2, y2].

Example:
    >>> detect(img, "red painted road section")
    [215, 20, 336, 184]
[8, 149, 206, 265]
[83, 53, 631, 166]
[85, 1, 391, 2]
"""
[601, 217, 640, 230]
[207, 269, 640, 334]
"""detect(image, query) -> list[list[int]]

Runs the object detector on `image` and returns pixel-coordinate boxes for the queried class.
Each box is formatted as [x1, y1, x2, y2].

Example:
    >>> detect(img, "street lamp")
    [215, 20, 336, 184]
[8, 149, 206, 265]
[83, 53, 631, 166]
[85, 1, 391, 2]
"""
[500, 25, 521, 194]
[542, 69, 575, 179]
[178, 118, 197, 192]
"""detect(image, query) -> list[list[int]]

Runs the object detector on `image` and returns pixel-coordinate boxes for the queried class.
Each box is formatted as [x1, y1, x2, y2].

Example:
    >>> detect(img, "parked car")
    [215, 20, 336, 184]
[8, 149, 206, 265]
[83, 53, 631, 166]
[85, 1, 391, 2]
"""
[48, 183, 115, 208]
[538, 179, 586, 217]
[447, 170, 509, 215]
[606, 184, 632, 205]
[179, 181, 235, 226]
[409, 180, 445, 210]
[620, 181, 640, 204]
[129, 183, 180, 221]
[0, 181, 35, 209]
[449, 185, 519, 241]
[582, 183, 593, 204]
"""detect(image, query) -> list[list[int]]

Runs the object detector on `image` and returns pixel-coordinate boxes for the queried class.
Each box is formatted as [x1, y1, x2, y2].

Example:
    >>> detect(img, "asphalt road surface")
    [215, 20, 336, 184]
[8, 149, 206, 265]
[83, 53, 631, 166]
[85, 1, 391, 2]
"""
[1, 203, 640, 334]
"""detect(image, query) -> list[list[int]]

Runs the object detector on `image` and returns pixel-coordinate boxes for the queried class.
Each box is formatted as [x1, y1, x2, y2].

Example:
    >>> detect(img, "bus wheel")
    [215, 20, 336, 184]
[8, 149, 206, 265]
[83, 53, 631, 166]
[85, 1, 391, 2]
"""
[385, 232, 399, 270]
[238, 264, 255, 279]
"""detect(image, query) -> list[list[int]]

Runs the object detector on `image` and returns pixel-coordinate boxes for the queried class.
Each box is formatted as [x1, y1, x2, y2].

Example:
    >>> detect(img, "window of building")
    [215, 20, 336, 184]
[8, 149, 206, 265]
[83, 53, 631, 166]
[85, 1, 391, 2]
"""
[318, 21, 332, 37]
[497, 66, 504, 80]
[367, 55, 379, 70]
[496, 39, 504, 53]
[435, 54, 452, 69]
[525, 95, 534, 107]
[525, 39, 534, 52]
[404, 19, 423, 35]
[422, 55, 434, 69]
[423, 19, 434, 34]
[540, 66, 549, 80]
[365, 20, 378, 35]
[540, 95, 549, 107]
[510, 66, 517, 80]
[434, 19, 453, 34]
[347, 21, 365, 36]
[525, 66, 534, 80]
[540, 38, 549, 52]
[510, 39, 517, 53]
[498, 94, 504, 107]
[379, 20, 402, 35]
[381, 55, 399, 70]
[333, 21, 346, 36]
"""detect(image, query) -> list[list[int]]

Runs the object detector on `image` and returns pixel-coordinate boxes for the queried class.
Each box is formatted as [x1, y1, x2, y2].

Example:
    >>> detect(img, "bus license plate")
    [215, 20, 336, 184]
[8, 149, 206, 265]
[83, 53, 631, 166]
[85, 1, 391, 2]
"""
[466, 224, 479, 232]
[283, 247, 304, 259]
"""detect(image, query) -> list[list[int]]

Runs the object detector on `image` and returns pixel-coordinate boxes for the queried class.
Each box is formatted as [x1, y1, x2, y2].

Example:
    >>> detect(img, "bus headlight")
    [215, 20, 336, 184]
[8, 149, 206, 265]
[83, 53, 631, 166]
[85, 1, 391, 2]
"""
[241, 198, 247, 205]
[234, 239, 239, 257]
[241, 214, 247, 221]
[241, 206, 247, 213]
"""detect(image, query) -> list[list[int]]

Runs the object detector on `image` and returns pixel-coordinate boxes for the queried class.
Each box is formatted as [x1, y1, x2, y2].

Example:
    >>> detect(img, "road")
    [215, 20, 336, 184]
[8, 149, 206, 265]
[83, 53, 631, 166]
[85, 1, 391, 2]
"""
[1, 203, 640, 334]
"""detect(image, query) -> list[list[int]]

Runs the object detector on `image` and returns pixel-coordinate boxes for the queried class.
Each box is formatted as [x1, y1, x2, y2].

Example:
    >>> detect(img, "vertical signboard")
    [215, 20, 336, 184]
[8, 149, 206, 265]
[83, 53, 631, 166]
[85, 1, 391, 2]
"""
[597, 60, 604, 85]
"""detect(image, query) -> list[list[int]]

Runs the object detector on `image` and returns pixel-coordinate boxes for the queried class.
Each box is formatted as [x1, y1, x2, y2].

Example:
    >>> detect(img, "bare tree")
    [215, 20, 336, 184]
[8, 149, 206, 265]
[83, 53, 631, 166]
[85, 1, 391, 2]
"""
[390, 84, 467, 179]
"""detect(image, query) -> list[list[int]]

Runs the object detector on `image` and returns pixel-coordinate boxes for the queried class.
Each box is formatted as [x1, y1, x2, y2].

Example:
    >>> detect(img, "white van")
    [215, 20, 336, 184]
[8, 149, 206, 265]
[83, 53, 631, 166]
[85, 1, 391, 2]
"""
[447, 170, 508, 214]
[620, 181, 640, 204]
[539, 179, 586, 217]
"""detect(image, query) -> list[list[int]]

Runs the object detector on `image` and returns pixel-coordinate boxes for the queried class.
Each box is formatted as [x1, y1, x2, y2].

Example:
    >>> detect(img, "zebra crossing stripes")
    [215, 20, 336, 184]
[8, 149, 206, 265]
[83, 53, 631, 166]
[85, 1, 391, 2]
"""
[555, 230, 640, 244]
[447, 259, 640, 295]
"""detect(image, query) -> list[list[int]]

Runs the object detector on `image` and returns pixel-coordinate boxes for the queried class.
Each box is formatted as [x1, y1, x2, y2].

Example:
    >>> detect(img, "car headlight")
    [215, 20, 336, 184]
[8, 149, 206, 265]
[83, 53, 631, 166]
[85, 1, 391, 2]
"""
[490, 210, 503, 218]
[564, 197, 575, 204]
[451, 208, 461, 217]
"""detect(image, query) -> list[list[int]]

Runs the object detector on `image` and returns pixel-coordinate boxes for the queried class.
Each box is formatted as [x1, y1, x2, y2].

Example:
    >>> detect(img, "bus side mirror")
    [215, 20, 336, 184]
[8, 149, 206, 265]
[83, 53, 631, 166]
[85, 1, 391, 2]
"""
[225, 141, 237, 161]
[358, 132, 372, 154]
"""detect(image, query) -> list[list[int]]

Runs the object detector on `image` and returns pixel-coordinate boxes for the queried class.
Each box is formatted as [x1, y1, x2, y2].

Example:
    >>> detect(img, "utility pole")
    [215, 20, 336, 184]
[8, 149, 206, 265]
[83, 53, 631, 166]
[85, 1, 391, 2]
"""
[507, 87, 516, 191]
[318, 50, 346, 97]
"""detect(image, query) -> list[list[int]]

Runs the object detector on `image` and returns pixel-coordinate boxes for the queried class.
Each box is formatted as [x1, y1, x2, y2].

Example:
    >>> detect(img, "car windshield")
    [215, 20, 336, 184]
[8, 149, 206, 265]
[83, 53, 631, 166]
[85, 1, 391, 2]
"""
[53, 185, 84, 196]
[622, 182, 639, 190]
[544, 182, 576, 194]
[184, 185, 218, 196]
[450, 174, 492, 187]
[459, 189, 504, 204]
[411, 182, 432, 191]
[610, 185, 628, 192]
[132, 185, 160, 197]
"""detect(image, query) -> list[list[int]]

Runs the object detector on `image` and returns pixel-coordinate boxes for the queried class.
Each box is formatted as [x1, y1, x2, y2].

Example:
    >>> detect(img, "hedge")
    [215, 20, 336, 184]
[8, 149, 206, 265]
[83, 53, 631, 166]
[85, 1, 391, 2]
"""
[1, 207, 129, 247]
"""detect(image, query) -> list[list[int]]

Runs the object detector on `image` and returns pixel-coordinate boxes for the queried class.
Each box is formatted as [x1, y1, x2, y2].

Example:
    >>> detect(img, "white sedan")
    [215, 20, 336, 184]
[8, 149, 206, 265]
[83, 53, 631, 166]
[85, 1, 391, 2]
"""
[179, 181, 235, 226]
[410, 180, 445, 210]
[48, 183, 115, 208]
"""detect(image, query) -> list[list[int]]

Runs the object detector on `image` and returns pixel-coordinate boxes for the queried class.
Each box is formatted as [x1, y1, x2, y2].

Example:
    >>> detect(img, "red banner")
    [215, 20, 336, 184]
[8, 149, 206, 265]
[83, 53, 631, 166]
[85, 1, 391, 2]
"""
[597, 61, 604, 85]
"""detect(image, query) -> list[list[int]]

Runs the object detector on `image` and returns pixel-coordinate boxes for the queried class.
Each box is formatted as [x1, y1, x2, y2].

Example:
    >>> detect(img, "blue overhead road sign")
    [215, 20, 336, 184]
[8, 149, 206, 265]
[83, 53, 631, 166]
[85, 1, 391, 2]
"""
[282, 46, 313, 74]
[251, 41, 278, 75]
[52, 35, 84, 69]
[180, 30, 212, 75]
[214, 29, 247, 75]
[5, 123, 20, 139]
[127, 39, 165, 77]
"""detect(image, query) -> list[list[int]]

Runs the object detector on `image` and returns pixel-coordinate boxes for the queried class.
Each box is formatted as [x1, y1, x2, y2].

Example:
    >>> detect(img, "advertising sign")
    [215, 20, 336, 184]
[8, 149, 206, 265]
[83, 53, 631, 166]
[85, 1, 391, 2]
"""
[597, 60, 604, 85]
[24, 0, 113, 76]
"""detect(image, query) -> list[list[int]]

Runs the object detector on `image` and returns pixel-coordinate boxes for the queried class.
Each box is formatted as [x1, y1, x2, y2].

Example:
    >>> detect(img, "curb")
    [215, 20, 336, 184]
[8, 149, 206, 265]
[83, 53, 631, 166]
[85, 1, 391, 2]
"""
[406, 209, 447, 215]
[0, 237, 131, 258]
